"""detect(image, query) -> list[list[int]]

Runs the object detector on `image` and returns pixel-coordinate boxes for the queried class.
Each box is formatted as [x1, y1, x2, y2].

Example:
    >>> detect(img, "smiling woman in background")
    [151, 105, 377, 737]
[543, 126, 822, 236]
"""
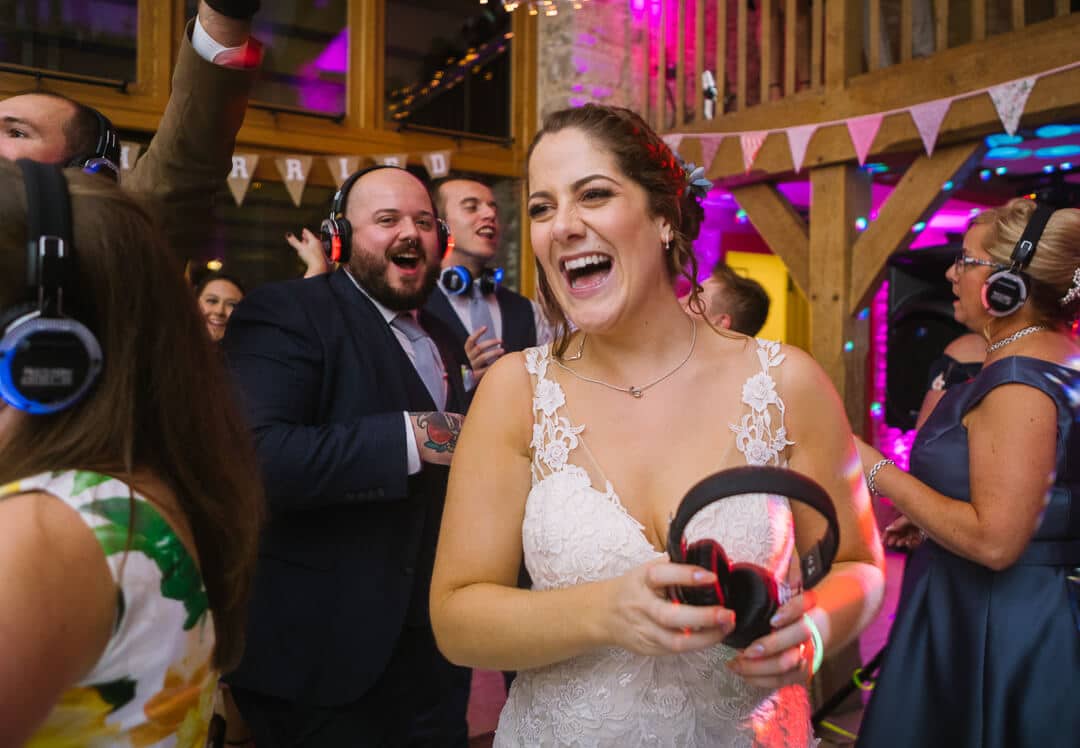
[195, 271, 245, 343]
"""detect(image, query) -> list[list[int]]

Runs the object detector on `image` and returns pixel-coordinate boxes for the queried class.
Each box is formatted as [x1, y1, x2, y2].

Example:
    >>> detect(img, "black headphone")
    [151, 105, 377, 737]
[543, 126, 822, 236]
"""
[439, 265, 504, 296]
[320, 164, 450, 264]
[66, 107, 121, 181]
[0, 160, 103, 414]
[981, 203, 1057, 317]
[666, 466, 840, 649]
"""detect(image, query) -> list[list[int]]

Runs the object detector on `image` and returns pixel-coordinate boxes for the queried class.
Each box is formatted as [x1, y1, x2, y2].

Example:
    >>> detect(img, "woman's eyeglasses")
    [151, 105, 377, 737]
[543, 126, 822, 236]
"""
[953, 253, 1009, 273]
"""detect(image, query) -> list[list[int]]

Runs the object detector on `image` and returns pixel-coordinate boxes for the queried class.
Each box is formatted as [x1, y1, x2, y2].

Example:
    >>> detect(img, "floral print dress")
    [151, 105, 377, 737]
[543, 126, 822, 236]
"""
[0, 470, 217, 748]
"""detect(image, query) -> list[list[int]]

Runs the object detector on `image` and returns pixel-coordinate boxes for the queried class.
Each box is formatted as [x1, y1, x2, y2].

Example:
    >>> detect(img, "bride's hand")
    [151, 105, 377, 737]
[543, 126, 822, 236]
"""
[726, 592, 820, 689]
[602, 557, 735, 657]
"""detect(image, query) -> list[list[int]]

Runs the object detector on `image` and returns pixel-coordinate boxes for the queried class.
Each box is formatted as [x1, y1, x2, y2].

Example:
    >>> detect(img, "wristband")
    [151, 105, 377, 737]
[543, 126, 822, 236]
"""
[803, 613, 825, 676]
[202, 0, 261, 20]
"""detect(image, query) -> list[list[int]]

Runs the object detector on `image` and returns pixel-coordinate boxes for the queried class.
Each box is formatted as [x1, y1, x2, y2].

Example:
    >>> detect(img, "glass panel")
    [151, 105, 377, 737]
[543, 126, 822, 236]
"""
[185, 0, 347, 117]
[385, 1, 513, 140]
[0, 0, 137, 84]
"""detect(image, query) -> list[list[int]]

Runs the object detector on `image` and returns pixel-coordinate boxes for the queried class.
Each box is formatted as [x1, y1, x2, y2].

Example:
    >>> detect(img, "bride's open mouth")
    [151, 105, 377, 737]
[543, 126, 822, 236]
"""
[560, 253, 613, 290]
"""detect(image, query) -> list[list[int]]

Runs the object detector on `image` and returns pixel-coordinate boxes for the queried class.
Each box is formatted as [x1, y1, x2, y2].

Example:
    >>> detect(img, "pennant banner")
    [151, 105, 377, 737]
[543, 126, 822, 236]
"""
[374, 153, 408, 167]
[119, 141, 141, 172]
[697, 135, 724, 171]
[662, 133, 685, 156]
[740, 131, 768, 173]
[227, 153, 259, 207]
[422, 150, 452, 179]
[846, 114, 883, 166]
[988, 77, 1036, 136]
[786, 124, 817, 173]
[909, 99, 953, 156]
[325, 156, 362, 188]
[275, 156, 313, 207]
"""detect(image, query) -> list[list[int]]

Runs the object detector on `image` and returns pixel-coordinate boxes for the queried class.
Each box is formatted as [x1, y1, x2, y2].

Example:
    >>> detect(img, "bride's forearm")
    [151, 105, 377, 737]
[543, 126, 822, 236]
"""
[810, 560, 885, 656]
[431, 580, 615, 671]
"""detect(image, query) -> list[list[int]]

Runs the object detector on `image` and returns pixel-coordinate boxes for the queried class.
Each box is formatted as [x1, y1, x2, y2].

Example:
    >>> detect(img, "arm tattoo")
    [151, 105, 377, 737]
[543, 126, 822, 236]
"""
[416, 412, 463, 454]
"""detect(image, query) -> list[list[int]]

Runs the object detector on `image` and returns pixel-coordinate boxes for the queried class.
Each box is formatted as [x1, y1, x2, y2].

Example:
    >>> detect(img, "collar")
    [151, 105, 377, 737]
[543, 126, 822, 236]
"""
[342, 268, 417, 325]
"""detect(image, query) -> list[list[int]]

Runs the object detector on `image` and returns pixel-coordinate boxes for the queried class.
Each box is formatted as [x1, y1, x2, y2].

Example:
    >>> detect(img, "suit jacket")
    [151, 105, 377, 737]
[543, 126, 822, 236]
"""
[424, 285, 538, 357]
[223, 269, 467, 706]
[124, 19, 254, 264]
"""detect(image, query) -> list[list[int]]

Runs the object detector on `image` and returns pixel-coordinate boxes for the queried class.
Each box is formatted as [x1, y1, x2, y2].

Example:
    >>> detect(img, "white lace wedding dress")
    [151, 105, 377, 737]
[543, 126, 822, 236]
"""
[494, 339, 818, 748]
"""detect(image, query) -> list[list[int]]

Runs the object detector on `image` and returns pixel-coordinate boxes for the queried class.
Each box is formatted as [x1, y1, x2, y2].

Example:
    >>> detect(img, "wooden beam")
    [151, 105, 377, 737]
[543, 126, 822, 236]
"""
[642, 10, 652, 124]
[809, 164, 872, 428]
[737, 0, 748, 109]
[868, 0, 882, 71]
[825, 0, 863, 89]
[729, 182, 810, 295]
[1010, 0, 1025, 30]
[350, 0, 383, 131]
[810, 0, 823, 88]
[761, 0, 774, 104]
[849, 141, 983, 313]
[695, 0, 705, 125]
[657, 0, 667, 130]
[900, 0, 913, 63]
[972, 0, 986, 42]
[784, 0, 797, 94]
[677, 0, 686, 126]
[717, 0, 728, 113]
[934, 0, 948, 52]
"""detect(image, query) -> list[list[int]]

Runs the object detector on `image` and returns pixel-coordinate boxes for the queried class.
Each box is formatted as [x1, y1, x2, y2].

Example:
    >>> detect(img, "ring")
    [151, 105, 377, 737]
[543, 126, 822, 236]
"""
[798, 641, 807, 667]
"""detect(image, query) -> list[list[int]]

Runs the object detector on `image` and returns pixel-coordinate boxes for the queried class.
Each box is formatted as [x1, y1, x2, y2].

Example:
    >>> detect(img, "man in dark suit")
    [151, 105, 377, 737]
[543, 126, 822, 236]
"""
[223, 166, 471, 747]
[425, 177, 551, 391]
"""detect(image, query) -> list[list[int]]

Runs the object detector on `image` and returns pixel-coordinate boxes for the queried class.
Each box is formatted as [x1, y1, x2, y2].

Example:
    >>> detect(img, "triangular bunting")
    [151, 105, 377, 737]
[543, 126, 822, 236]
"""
[987, 77, 1036, 136]
[909, 99, 952, 156]
[374, 153, 408, 167]
[226, 153, 259, 207]
[697, 135, 724, 171]
[846, 114, 883, 166]
[785, 124, 817, 173]
[325, 156, 361, 188]
[662, 133, 685, 156]
[275, 155, 314, 207]
[422, 150, 452, 179]
[740, 131, 768, 173]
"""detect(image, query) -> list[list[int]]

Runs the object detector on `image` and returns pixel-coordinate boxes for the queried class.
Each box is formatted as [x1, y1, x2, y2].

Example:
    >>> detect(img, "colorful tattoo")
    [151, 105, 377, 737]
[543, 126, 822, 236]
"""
[417, 412, 463, 454]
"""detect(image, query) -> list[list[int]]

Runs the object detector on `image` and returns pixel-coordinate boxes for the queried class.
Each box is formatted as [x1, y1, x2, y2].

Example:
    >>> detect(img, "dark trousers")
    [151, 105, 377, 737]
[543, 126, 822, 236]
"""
[231, 624, 470, 748]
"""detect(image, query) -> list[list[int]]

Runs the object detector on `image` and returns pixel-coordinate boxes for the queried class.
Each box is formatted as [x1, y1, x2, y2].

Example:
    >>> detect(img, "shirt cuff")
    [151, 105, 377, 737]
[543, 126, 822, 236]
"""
[192, 14, 259, 68]
[404, 412, 421, 475]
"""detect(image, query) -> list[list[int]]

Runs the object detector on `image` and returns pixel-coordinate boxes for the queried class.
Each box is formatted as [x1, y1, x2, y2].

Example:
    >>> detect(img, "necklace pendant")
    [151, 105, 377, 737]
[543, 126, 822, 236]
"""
[628, 386, 643, 398]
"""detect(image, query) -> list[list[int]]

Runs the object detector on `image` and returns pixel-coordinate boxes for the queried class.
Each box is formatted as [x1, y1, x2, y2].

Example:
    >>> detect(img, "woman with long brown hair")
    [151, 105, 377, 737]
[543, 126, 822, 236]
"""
[0, 159, 262, 746]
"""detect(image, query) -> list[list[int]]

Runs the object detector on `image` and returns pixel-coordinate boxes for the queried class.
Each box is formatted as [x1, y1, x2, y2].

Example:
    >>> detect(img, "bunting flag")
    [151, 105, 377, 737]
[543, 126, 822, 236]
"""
[275, 155, 313, 207]
[662, 133, 685, 155]
[118, 141, 142, 173]
[740, 131, 768, 173]
[785, 124, 818, 173]
[697, 135, 724, 171]
[325, 156, 362, 188]
[909, 99, 953, 156]
[846, 114, 883, 166]
[226, 153, 259, 207]
[374, 153, 408, 167]
[987, 77, 1036, 136]
[422, 150, 452, 179]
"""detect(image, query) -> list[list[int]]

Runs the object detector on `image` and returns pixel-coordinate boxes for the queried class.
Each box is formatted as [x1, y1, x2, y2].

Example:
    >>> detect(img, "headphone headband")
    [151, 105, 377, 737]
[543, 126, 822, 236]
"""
[667, 466, 840, 588]
[1009, 203, 1055, 269]
[66, 107, 120, 181]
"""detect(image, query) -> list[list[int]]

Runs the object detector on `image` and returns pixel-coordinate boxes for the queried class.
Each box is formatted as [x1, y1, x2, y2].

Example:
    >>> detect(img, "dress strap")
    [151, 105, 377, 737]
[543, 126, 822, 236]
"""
[730, 338, 795, 466]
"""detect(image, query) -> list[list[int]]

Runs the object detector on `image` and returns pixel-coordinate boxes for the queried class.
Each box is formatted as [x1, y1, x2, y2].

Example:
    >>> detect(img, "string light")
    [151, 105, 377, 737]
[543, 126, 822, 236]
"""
[485, 0, 590, 14]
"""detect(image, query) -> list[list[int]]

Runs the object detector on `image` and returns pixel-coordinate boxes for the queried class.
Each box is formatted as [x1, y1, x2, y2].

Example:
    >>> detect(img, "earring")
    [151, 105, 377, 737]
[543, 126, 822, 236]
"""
[664, 239, 672, 252]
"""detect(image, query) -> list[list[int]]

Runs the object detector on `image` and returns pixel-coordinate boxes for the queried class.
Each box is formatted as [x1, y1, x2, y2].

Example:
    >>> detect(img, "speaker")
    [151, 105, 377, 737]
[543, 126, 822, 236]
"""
[885, 245, 969, 431]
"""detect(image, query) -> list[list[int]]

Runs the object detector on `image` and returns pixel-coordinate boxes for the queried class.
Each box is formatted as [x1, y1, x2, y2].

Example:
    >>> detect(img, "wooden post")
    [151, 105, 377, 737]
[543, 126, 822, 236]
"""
[676, 0, 687, 126]
[809, 164, 872, 429]
[825, 0, 863, 90]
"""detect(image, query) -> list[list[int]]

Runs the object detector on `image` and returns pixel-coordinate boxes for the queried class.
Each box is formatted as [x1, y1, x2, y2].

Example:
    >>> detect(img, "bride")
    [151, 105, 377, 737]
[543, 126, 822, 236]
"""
[429, 103, 885, 746]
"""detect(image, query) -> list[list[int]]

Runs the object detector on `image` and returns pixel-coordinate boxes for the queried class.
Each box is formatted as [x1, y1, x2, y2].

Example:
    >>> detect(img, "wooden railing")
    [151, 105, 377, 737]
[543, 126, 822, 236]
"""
[641, 0, 1077, 133]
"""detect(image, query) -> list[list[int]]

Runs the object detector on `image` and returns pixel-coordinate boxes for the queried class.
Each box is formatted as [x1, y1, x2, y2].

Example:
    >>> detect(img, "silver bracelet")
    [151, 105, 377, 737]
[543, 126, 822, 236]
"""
[867, 458, 896, 497]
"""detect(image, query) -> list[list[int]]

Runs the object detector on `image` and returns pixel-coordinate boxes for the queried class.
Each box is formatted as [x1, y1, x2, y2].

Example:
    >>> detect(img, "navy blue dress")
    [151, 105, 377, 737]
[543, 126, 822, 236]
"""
[858, 356, 1080, 748]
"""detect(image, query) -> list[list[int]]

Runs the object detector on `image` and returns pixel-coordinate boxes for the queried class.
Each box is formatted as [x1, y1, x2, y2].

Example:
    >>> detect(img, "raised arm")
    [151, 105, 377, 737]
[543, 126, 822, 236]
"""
[731, 346, 886, 689]
[861, 381, 1057, 570]
[430, 352, 734, 671]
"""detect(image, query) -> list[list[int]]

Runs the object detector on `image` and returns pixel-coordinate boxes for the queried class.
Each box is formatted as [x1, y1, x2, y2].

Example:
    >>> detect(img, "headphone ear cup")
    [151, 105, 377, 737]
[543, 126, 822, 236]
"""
[320, 218, 352, 264]
[440, 266, 472, 296]
[723, 565, 779, 649]
[676, 540, 730, 607]
[0, 314, 103, 415]
[982, 269, 1028, 317]
[478, 268, 503, 295]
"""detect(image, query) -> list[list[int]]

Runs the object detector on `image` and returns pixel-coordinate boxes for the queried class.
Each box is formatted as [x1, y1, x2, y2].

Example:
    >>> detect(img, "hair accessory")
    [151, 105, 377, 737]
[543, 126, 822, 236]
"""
[1061, 268, 1080, 306]
[677, 159, 714, 201]
[867, 458, 895, 498]
[803, 613, 825, 676]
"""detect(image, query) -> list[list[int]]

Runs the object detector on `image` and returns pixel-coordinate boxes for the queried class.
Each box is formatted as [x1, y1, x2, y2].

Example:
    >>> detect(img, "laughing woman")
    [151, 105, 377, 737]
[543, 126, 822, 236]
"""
[855, 200, 1080, 748]
[429, 104, 885, 746]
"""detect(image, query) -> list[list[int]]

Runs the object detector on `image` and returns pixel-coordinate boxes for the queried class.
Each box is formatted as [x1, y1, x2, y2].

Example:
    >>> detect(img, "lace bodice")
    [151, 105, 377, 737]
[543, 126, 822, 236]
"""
[495, 340, 816, 748]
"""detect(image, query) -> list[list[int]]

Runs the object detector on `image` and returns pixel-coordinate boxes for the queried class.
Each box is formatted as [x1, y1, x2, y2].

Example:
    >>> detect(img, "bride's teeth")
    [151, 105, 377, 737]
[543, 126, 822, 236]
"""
[564, 254, 609, 271]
